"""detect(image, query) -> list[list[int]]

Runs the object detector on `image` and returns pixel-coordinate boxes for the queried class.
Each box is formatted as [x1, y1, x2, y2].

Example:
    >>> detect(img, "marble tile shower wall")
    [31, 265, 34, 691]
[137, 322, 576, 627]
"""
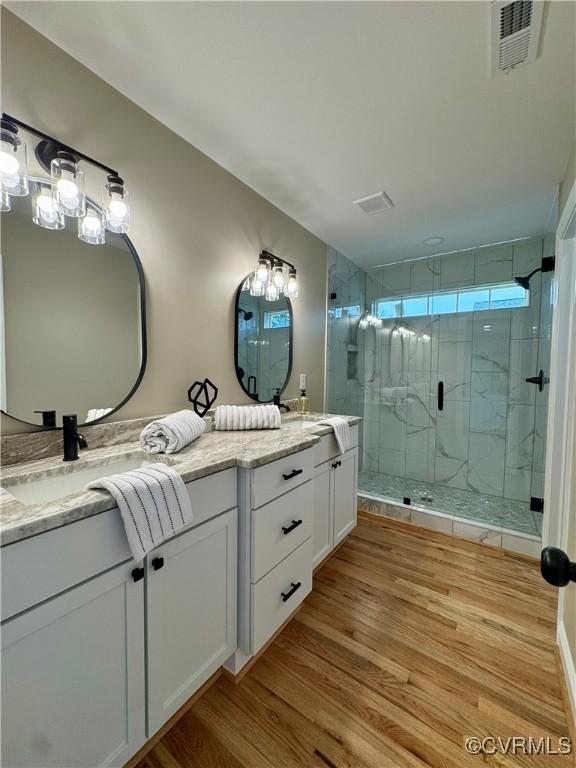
[326, 247, 367, 446]
[361, 236, 553, 504]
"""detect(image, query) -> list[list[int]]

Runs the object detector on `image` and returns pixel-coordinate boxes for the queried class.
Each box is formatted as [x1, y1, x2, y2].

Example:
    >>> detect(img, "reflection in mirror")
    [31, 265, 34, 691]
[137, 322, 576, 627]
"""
[1, 178, 146, 428]
[234, 276, 292, 403]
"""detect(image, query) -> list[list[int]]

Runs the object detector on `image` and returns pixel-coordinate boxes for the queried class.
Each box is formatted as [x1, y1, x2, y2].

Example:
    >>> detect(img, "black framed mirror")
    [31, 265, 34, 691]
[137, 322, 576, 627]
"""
[1, 177, 146, 428]
[234, 275, 292, 403]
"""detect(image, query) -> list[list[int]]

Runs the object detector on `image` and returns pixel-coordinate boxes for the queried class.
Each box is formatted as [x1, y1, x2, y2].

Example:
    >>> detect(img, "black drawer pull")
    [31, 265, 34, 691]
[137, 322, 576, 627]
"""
[282, 519, 303, 535]
[281, 581, 302, 602]
[282, 468, 303, 481]
[437, 381, 444, 412]
[131, 567, 144, 582]
[331, 460, 342, 469]
[152, 556, 164, 571]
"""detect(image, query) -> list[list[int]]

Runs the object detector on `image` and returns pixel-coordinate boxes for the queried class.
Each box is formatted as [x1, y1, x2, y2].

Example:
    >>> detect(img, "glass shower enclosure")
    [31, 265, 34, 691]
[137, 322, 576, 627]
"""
[326, 237, 553, 537]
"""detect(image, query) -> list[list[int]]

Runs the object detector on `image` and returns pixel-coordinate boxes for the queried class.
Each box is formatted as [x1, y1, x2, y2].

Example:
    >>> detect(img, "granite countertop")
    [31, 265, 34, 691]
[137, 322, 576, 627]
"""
[0, 412, 361, 546]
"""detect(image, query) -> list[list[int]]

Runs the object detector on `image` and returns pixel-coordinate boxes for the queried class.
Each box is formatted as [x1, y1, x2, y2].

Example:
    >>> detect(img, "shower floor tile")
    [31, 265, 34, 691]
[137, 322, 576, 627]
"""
[359, 470, 541, 536]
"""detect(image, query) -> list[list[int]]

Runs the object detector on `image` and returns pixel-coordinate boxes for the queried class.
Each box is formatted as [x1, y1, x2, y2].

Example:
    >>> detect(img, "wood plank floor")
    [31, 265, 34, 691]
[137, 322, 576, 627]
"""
[137, 513, 573, 768]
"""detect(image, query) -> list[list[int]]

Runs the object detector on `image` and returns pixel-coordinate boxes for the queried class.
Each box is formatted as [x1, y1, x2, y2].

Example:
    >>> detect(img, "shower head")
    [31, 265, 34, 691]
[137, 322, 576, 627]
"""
[514, 256, 555, 290]
[238, 308, 253, 321]
[514, 274, 532, 290]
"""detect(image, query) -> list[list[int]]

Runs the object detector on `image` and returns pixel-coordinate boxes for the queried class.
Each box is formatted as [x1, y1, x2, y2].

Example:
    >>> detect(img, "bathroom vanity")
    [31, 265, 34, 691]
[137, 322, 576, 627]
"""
[0, 414, 359, 768]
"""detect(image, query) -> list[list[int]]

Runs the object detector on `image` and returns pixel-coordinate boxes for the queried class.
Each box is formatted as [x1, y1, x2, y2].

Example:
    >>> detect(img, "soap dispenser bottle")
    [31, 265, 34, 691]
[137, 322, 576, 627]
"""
[297, 374, 310, 414]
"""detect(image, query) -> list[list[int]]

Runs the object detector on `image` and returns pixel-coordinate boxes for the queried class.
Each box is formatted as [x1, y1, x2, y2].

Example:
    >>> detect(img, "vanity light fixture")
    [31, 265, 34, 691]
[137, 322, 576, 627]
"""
[103, 174, 130, 233]
[0, 118, 28, 197]
[358, 310, 382, 330]
[51, 151, 86, 218]
[0, 112, 132, 245]
[78, 206, 105, 245]
[248, 250, 299, 300]
[32, 181, 64, 230]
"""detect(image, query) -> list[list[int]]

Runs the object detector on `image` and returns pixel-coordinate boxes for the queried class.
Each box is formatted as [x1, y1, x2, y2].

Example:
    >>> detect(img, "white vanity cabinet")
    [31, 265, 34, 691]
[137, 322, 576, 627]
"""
[1, 560, 145, 768]
[146, 507, 237, 735]
[1, 467, 238, 767]
[312, 427, 359, 568]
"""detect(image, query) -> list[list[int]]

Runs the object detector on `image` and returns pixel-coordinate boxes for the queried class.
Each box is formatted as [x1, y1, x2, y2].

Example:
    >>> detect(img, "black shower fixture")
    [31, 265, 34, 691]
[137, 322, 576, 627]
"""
[237, 308, 253, 322]
[514, 255, 555, 290]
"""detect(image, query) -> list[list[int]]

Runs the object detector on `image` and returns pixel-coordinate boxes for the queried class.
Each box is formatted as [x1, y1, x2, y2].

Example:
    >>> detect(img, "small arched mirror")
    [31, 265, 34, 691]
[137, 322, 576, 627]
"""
[234, 276, 292, 402]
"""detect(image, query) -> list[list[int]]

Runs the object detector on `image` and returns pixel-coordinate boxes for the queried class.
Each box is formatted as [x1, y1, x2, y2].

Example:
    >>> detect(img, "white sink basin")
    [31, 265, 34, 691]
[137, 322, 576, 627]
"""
[3, 455, 175, 506]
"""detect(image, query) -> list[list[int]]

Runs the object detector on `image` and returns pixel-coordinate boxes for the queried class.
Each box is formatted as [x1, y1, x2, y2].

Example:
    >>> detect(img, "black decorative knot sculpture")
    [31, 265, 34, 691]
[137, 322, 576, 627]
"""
[187, 378, 218, 417]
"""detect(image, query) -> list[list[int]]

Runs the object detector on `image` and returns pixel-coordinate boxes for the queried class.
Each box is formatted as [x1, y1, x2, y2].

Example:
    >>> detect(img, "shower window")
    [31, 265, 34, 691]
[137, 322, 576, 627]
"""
[374, 281, 527, 320]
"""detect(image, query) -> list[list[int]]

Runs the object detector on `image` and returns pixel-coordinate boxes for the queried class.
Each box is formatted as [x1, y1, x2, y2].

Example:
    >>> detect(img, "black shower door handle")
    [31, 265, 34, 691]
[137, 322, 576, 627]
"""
[437, 381, 444, 412]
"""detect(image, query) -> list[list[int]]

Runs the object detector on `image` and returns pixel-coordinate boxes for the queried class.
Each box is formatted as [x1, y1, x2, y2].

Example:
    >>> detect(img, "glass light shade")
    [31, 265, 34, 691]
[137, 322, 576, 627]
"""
[78, 207, 105, 245]
[250, 273, 265, 297]
[241, 275, 251, 292]
[265, 279, 278, 302]
[0, 123, 28, 197]
[32, 184, 64, 230]
[358, 318, 368, 330]
[103, 175, 130, 233]
[0, 191, 11, 212]
[51, 153, 86, 218]
[286, 268, 299, 298]
[256, 257, 270, 284]
[273, 265, 285, 290]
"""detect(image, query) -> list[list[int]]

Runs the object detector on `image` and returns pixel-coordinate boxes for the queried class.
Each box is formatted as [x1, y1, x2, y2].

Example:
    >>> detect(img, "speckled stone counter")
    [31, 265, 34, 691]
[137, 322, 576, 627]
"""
[0, 413, 360, 546]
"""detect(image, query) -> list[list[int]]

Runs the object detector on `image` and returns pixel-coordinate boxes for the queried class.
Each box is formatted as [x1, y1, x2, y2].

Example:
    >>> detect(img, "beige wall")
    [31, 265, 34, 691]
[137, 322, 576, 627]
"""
[0, 10, 327, 435]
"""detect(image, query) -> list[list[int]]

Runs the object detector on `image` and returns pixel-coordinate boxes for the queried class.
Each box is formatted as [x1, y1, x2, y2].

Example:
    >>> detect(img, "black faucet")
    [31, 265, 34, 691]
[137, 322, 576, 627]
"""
[62, 414, 88, 461]
[273, 390, 290, 413]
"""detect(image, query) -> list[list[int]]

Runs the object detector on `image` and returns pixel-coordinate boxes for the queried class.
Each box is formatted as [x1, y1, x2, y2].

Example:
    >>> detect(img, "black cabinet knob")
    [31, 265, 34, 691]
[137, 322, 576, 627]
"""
[541, 547, 576, 587]
[131, 567, 144, 582]
[152, 556, 165, 571]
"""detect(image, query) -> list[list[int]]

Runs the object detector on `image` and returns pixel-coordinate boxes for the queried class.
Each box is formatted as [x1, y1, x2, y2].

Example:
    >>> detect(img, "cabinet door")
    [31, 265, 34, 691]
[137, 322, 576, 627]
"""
[1, 563, 145, 768]
[312, 461, 333, 568]
[333, 449, 358, 546]
[147, 509, 237, 736]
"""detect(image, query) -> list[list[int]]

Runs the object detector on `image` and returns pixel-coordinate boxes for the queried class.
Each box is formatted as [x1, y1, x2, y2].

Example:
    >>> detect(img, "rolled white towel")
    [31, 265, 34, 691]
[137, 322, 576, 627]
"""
[316, 416, 351, 453]
[140, 410, 206, 454]
[214, 404, 281, 431]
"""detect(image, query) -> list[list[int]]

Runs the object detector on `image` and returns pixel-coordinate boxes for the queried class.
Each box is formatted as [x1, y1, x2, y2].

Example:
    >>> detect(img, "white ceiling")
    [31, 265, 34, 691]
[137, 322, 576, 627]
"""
[7, 1, 575, 268]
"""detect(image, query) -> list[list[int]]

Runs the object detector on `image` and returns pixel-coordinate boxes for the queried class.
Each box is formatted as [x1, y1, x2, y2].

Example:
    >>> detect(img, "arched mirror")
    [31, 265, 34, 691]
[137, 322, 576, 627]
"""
[234, 276, 292, 402]
[1, 177, 146, 428]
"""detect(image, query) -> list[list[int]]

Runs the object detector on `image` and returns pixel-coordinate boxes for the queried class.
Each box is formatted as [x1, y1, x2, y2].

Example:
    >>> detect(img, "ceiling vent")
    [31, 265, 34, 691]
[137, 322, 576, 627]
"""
[491, 1, 544, 77]
[354, 191, 395, 215]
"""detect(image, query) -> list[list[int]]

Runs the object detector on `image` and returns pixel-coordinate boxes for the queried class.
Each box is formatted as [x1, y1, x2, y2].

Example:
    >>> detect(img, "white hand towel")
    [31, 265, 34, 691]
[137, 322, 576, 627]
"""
[87, 463, 193, 562]
[139, 410, 206, 454]
[317, 416, 351, 454]
[85, 407, 113, 422]
[214, 404, 281, 431]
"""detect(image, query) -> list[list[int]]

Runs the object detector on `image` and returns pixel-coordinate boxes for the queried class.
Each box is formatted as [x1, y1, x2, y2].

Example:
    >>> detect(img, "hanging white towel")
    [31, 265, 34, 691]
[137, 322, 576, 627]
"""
[139, 410, 206, 454]
[87, 463, 193, 561]
[317, 416, 351, 454]
[214, 404, 281, 431]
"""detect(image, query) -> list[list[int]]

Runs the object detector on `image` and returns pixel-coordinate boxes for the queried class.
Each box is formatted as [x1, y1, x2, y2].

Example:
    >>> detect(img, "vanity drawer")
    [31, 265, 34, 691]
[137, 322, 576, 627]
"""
[1, 506, 132, 622]
[251, 537, 312, 654]
[1, 468, 237, 622]
[251, 480, 313, 582]
[251, 448, 314, 509]
[313, 425, 358, 467]
[185, 468, 236, 526]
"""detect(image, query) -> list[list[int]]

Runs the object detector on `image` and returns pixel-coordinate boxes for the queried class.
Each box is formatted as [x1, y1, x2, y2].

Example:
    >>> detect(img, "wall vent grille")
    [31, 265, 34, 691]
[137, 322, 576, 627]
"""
[491, 0, 544, 77]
